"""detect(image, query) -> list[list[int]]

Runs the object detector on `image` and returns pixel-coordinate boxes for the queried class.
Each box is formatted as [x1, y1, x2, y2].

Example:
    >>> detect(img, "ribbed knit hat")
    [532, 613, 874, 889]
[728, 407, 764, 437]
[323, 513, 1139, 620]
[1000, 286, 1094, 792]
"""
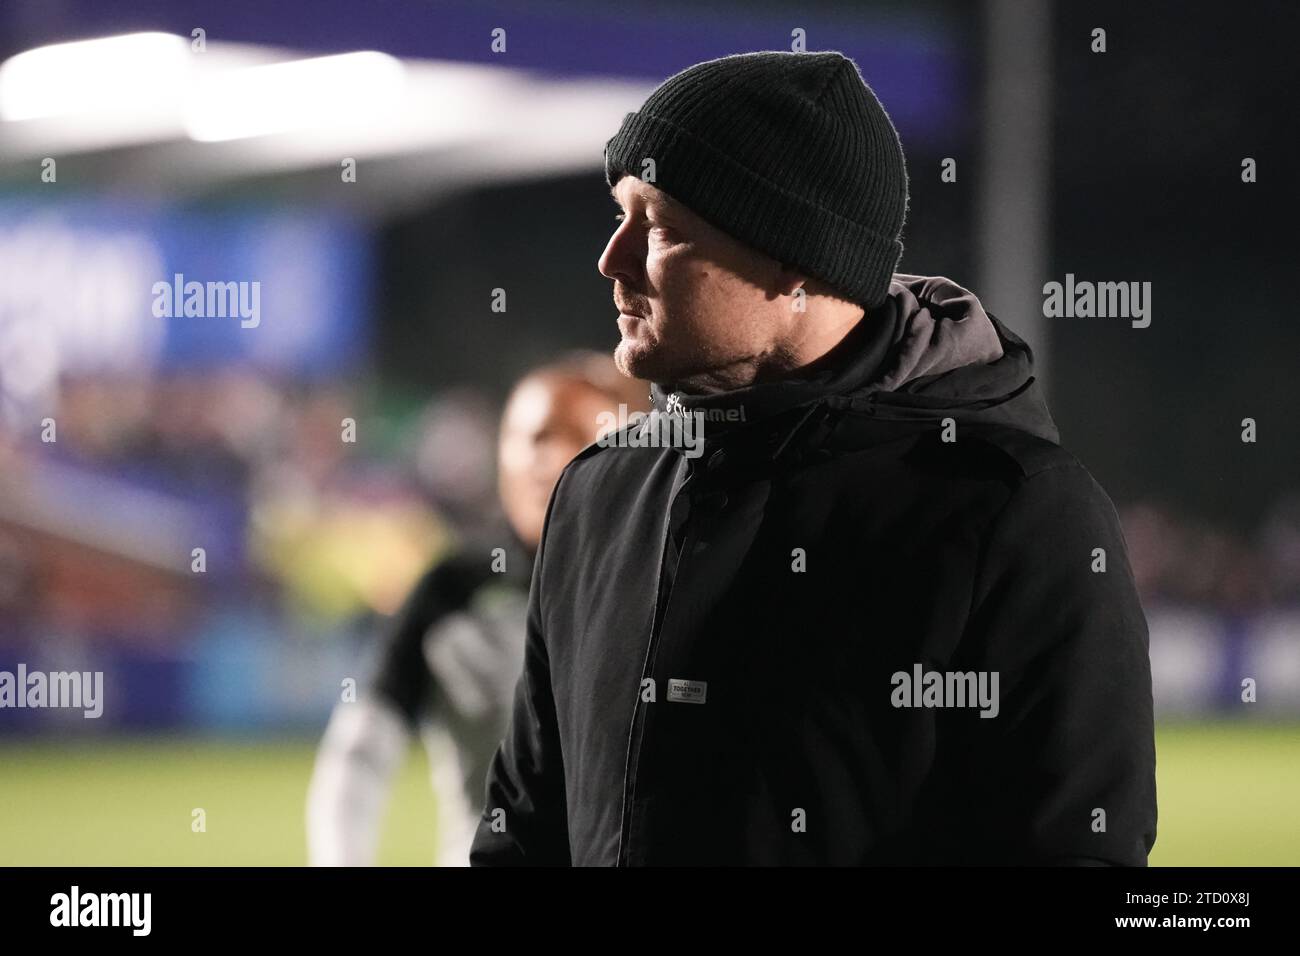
[604, 50, 909, 311]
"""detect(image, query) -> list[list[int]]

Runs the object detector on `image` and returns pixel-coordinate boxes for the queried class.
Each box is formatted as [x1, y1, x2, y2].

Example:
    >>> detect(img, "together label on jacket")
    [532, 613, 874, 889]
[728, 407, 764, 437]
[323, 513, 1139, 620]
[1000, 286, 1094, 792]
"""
[667, 678, 707, 704]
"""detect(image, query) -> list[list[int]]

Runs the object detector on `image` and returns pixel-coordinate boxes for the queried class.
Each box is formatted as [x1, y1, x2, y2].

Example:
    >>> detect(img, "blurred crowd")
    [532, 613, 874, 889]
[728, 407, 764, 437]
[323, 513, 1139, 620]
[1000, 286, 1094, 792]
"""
[0, 368, 503, 652]
[1, 366, 1298, 713]
[1121, 497, 1300, 611]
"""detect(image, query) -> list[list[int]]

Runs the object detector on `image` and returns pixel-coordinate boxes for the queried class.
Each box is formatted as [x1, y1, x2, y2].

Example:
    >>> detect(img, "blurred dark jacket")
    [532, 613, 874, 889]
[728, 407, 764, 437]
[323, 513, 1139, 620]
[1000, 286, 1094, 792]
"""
[471, 275, 1157, 866]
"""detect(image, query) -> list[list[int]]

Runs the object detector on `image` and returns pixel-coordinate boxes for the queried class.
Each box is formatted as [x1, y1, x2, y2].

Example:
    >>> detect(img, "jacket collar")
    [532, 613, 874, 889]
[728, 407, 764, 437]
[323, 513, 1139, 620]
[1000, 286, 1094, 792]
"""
[646, 274, 1036, 466]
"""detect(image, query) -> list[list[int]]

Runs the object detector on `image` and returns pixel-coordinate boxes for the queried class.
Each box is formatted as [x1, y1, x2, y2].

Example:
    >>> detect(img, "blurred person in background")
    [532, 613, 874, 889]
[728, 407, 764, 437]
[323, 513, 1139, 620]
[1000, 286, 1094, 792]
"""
[306, 352, 647, 866]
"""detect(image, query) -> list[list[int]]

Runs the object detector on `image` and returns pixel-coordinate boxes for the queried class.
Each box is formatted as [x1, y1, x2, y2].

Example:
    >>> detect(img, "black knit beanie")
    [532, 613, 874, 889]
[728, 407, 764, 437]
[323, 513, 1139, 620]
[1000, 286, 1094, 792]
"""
[604, 50, 909, 311]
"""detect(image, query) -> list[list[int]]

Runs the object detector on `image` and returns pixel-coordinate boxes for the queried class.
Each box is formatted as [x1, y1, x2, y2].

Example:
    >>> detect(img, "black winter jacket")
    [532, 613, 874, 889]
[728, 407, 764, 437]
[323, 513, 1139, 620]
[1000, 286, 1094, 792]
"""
[470, 279, 1157, 866]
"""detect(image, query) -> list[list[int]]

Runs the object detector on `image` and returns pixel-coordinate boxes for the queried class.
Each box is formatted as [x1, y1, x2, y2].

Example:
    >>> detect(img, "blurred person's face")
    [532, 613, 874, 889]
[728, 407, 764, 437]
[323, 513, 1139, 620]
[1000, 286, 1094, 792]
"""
[598, 176, 810, 393]
[498, 375, 614, 550]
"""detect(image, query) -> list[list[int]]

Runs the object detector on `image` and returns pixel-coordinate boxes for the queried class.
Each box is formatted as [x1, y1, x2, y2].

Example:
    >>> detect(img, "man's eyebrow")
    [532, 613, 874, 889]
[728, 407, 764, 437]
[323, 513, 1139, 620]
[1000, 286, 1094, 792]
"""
[609, 183, 674, 208]
[648, 191, 684, 216]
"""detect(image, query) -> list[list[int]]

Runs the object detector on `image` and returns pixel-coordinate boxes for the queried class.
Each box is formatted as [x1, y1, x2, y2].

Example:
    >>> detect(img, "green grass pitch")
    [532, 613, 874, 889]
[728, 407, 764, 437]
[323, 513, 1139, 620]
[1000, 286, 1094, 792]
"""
[0, 721, 1296, 865]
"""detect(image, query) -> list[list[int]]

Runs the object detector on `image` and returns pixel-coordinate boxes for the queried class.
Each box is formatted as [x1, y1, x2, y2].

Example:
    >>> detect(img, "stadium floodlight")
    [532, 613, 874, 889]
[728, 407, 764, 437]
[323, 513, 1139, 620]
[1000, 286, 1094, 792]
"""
[0, 32, 191, 122]
[185, 51, 406, 143]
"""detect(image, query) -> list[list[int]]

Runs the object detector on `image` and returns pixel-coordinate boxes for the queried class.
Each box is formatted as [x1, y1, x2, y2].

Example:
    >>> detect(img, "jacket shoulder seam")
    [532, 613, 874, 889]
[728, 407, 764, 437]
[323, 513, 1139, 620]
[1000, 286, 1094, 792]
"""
[963, 458, 1097, 628]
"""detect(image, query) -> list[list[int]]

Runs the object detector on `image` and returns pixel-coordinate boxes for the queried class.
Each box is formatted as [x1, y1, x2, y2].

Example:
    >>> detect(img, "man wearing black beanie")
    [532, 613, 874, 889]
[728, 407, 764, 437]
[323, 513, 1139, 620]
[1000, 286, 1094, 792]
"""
[472, 51, 1157, 866]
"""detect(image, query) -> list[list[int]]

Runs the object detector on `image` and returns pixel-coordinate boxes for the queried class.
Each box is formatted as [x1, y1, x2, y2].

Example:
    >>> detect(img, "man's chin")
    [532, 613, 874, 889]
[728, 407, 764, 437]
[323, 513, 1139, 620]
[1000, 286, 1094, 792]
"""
[615, 340, 711, 390]
[614, 339, 666, 382]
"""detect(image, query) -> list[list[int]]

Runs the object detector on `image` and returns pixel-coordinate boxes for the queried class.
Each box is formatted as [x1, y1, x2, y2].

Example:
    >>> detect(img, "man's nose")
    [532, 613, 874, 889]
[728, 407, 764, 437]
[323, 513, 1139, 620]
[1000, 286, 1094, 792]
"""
[597, 221, 640, 285]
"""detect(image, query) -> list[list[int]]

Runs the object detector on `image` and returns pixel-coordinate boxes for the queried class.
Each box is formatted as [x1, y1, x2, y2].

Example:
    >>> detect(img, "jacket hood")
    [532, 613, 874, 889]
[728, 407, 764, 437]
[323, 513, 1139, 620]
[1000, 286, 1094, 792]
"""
[647, 274, 1059, 450]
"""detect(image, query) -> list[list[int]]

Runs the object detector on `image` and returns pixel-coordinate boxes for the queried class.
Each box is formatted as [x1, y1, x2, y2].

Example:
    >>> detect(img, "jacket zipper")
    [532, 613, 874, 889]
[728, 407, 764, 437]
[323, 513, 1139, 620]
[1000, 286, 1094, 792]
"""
[614, 452, 701, 866]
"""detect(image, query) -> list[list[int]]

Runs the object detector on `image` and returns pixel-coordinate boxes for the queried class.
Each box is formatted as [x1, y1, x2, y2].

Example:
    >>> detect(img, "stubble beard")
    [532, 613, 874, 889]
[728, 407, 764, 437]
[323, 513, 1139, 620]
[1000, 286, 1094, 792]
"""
[613, 319, 670, 382]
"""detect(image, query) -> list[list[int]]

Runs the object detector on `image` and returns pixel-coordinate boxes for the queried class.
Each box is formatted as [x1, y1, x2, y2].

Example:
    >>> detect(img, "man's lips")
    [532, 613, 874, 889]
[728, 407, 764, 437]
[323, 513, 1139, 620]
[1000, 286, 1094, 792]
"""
[616, 311, 646, 336]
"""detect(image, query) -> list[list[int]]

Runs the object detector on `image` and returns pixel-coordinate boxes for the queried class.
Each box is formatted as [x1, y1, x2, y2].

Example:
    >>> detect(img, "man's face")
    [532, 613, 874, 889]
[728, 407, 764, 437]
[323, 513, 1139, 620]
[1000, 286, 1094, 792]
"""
[598, 175, 798, 390]
[497, 375, 612, 550]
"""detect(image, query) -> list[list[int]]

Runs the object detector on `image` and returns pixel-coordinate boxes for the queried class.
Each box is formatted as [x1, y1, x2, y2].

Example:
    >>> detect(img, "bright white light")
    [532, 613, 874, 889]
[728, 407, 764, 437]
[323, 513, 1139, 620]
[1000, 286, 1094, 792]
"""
[185, 51, 405, 142]
[0, 32, 190, 121]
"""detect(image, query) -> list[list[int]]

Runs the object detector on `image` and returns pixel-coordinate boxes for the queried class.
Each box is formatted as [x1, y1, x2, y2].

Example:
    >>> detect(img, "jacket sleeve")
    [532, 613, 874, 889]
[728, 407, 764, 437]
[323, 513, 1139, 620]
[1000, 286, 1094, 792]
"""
[370, 559, 479, 724]
[469, 482, 572, 866]
[959, 462, 1158, 866]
